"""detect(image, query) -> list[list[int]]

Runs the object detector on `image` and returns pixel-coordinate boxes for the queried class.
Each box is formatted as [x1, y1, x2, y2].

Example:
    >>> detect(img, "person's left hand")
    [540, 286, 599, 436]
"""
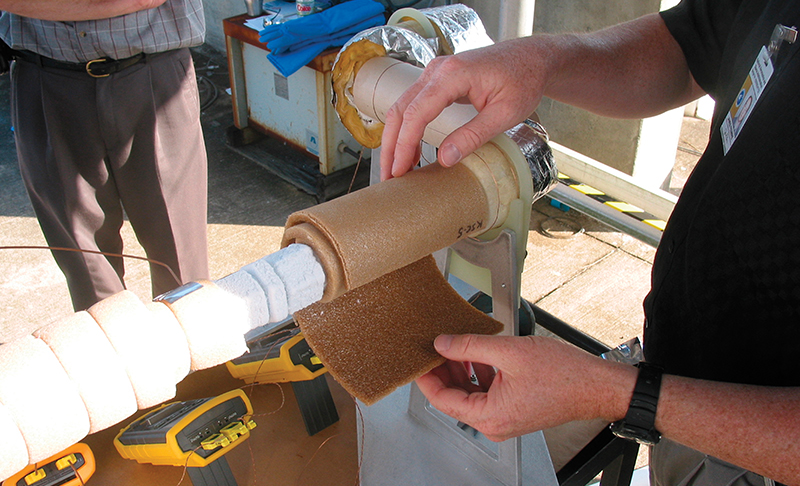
[415, 334, 637, 442]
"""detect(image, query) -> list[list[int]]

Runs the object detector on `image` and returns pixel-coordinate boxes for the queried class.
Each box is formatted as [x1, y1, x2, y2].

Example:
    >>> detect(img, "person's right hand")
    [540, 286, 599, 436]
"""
[379, 37, 551, 180]
[415, 333, 636, 442]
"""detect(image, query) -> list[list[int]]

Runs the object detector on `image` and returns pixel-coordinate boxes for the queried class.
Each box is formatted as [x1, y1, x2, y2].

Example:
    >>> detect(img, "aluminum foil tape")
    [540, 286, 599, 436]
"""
[420, 4, 493, 54]
[506, 120, 558, 203]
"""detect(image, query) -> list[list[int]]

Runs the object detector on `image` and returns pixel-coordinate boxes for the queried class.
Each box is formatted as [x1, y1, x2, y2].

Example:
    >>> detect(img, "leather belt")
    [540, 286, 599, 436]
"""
[12, 50, 146, 78]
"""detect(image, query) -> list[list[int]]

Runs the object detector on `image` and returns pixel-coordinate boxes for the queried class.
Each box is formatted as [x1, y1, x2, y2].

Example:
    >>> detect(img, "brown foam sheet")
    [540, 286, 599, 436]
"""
[294, 255, 503, 405]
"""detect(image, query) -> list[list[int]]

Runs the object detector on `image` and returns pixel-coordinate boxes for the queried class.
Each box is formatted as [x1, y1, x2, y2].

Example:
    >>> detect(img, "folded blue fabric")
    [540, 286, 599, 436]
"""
[266, 15, 383, 77]
[259, 0, 385, 53]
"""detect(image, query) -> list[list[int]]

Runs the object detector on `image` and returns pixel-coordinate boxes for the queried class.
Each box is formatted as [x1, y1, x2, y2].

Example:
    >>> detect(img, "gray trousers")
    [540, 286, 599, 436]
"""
[651, 438, 776, 486]
[11, 47, 209, 311]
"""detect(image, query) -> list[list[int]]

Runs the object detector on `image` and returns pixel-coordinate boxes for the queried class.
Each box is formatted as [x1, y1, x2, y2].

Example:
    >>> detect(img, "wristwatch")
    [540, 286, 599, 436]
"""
[610, 361, 664, 445]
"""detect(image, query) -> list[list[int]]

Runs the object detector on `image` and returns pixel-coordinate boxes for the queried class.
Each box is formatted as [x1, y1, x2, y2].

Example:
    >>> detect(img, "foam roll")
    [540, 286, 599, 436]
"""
[88, 291, 183, 409]
[263, 244, 325, 314]
[0, 403, 28, 482]
[241, 257, 290, 323]
[282, 162, 489, 302]
[159, 281, 249, 371]
[215, 270, 271, 330]
[0, 335, 90, 463]
[145, 301, 192, 384]
[34, 311, 138, 434]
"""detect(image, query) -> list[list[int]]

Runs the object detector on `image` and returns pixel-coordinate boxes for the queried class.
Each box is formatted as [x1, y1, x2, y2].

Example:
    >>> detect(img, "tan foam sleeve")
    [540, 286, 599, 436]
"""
[294, 255, 502, 405]
[282, 162, 489, 302]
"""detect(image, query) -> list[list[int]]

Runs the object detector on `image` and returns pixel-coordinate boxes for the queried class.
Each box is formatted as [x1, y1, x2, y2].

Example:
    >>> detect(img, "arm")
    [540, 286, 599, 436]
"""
[416, 334, 800, 485]
[380, 13, 706, 180]
[0, 0, 167, 21]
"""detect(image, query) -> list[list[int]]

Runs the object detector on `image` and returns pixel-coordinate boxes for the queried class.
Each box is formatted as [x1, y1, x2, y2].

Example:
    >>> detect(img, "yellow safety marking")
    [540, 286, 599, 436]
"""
[643, 219, 667, 231]
[24, 469, 46, 485]
[55, 453, 78, 470]
[605, 201, 644, 213]
[570, 184, 605, 196]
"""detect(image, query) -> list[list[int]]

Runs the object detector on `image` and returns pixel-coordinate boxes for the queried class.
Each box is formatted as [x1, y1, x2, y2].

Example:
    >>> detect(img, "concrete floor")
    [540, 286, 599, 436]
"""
[0, 45, 708, 483]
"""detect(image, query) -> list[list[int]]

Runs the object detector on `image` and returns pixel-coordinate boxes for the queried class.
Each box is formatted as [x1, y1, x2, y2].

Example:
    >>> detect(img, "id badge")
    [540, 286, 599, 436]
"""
[720, 47, 774, 154]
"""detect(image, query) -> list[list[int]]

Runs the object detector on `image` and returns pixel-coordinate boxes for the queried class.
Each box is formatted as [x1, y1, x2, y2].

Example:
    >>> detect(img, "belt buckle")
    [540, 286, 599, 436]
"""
[85, 58, 110, 78]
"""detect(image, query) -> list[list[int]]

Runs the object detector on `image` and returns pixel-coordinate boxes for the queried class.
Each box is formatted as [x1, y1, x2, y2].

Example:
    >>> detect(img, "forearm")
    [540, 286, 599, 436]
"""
[0, 0, 167, 21]
[537, 13, 704, 118]
[655, 376, 800, 484]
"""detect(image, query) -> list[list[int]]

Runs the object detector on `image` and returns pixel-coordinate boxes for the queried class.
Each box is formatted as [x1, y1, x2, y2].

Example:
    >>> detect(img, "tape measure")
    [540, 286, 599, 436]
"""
[3, 443, 95, 486]
[113, 389, 255, 468]
[226, 327, 326, 384]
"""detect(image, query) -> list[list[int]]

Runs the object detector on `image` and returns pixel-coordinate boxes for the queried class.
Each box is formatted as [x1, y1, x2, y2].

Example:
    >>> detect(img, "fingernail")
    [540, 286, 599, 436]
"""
[438, 143, 462, 167]
[435, 334, 453, 352]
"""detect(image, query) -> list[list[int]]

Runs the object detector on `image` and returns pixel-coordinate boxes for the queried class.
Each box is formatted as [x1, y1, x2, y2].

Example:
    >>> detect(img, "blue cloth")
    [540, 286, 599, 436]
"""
[259, 0, 385, 76]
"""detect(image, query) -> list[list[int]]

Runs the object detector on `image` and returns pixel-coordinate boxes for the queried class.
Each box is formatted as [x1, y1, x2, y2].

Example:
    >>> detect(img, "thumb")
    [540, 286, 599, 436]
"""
[434, 334, 510, 368]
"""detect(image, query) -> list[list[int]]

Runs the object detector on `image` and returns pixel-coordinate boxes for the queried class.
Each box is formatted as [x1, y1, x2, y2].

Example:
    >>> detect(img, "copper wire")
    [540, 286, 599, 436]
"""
[1, 245, 182, 287]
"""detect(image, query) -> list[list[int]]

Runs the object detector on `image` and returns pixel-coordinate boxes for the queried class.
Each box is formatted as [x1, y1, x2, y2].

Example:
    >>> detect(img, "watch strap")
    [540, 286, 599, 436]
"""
[610, 361, 664, 445]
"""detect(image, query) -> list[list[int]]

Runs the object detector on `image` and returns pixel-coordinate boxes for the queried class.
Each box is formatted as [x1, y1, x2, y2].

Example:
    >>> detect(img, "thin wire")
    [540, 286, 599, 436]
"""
[1, 245, 181, 287]
[294, 434, 341, 486]
[347, 149, 364, 195]
[69, 462, 87, 485]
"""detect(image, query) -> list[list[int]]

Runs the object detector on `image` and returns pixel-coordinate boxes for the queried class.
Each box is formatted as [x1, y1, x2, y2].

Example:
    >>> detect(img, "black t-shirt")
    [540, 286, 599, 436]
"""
[644, 0, 800, 386]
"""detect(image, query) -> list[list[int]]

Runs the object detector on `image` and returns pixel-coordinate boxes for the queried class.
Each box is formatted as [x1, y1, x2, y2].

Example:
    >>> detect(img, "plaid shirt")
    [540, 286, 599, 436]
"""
[0, 0, 205, 62]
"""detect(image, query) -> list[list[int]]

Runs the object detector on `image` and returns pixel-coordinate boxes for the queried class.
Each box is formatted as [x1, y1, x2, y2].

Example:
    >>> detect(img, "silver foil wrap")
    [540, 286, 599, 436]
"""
[420, 4, 494, 54]
[505, 120, 558, 203]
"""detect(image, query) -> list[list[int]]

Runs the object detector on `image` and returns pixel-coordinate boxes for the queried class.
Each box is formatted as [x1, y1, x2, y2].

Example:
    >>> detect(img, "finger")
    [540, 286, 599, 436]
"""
[434, 334, 518, 371]
[415, 371, 488, 424]
[435, 104, 520, 168]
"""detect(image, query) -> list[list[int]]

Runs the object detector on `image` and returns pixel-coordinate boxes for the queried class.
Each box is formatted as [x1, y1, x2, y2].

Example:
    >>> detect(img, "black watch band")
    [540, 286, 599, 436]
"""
[610, 361, 664, 445]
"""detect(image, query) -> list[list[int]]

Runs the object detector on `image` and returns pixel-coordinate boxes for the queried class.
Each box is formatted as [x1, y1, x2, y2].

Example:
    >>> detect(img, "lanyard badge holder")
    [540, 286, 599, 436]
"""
[721, 24, 797, 154]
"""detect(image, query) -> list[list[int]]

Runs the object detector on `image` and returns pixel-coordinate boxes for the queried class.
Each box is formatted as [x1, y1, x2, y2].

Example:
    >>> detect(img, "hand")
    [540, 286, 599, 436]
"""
[415, 334, 637, 442]
[379, 38, 550, 180]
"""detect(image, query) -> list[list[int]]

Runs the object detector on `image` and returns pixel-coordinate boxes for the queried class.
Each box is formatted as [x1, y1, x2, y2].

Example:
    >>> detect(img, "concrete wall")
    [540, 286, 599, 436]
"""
[203, 0, 243, 53]
[463, 0, 683, 189]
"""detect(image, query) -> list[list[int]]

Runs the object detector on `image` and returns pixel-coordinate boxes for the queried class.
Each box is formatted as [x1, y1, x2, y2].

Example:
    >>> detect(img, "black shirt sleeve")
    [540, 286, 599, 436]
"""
[659, 0, 746, 97]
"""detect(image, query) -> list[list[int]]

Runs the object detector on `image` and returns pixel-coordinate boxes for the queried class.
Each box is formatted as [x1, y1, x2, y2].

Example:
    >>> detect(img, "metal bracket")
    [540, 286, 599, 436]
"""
[408, 229, 524, 486]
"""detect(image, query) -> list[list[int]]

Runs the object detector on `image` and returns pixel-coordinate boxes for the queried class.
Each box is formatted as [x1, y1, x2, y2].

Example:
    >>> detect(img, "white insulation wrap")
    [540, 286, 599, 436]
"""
[242, 256, 290, 323]
[263, 244, 325, 314]
[215, 270, 271, 330]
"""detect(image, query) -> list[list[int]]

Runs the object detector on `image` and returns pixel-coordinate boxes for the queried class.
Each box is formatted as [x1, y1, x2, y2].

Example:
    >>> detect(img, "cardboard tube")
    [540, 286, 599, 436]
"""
[283, 162, 489, 301]
[352, 56, 479, 147]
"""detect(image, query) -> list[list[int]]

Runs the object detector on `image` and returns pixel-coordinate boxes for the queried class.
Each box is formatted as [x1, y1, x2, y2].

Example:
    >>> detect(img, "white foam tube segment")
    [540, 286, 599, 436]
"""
[87, 291, 184, 409]
[240, 255, 290, 323]
[34, 311, 139, 433]
[0, 402, 28, 481]
[159, 280, 250, 371]
[0, 335, 90, 465]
